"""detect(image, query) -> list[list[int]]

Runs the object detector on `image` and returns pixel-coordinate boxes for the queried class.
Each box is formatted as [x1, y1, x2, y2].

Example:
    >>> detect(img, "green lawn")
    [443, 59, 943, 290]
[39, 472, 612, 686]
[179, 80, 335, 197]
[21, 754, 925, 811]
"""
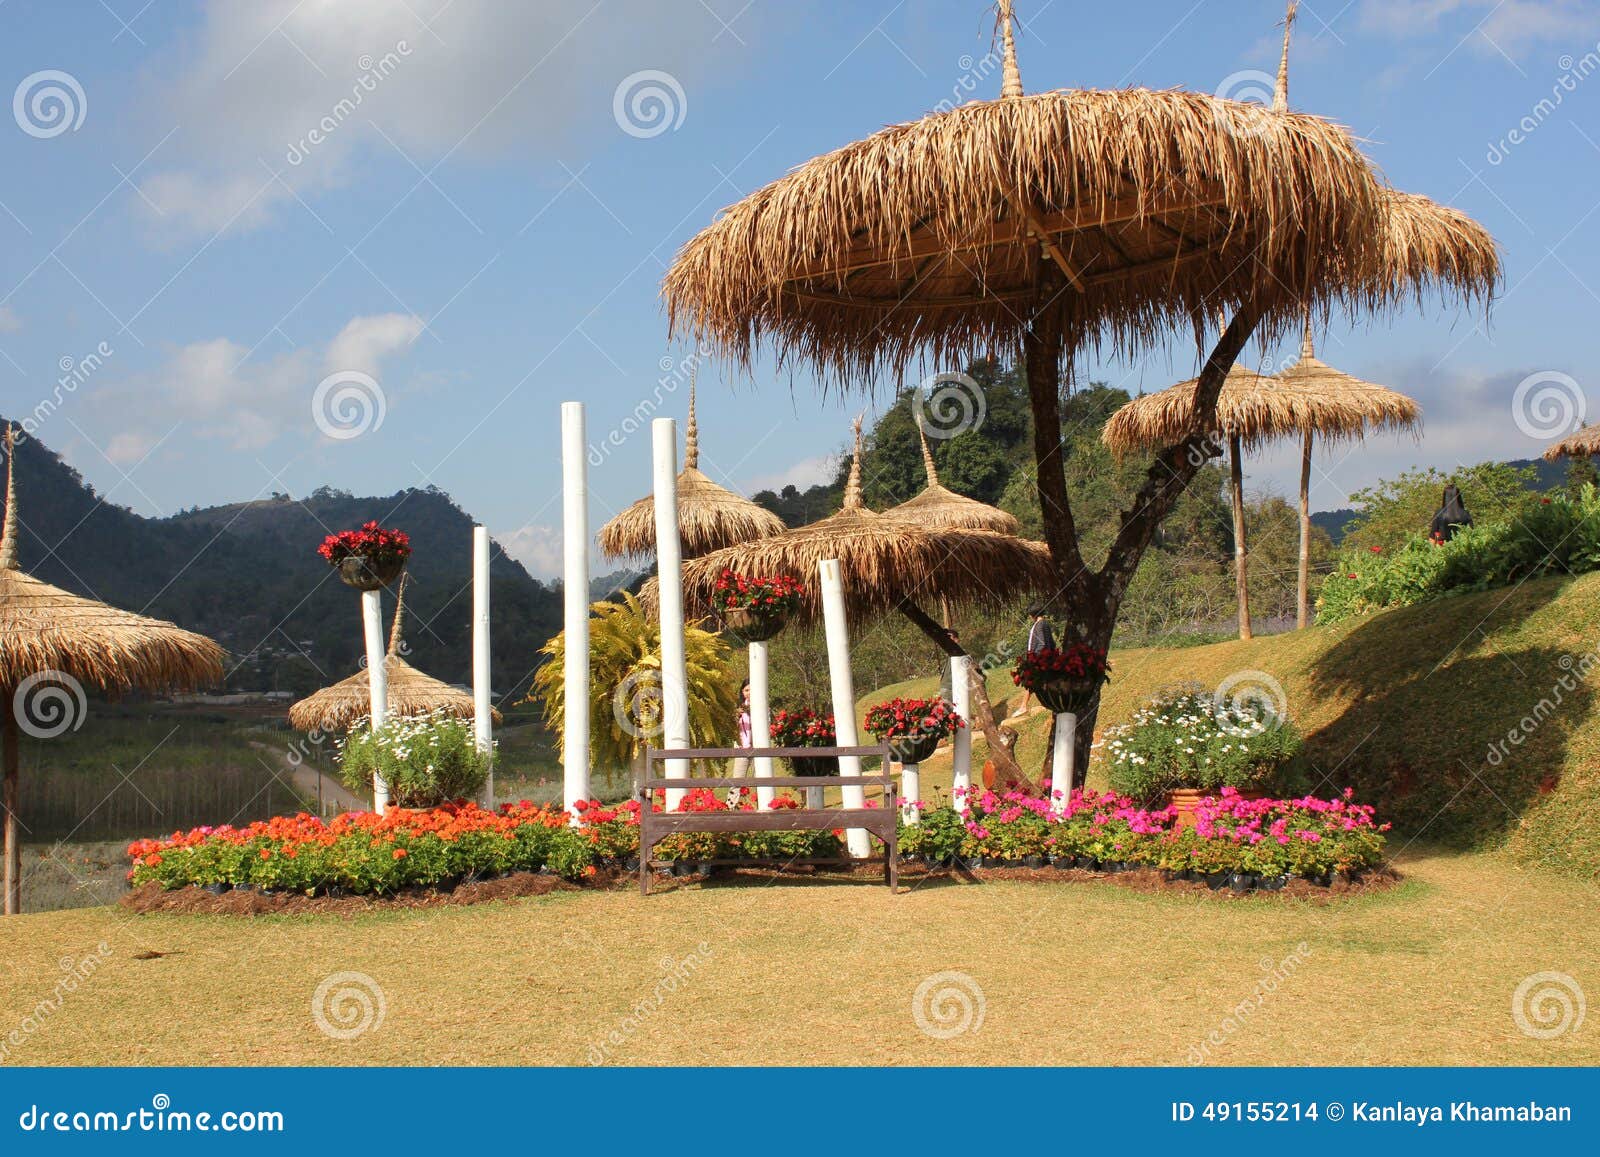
[2, 846, 1594, 1066]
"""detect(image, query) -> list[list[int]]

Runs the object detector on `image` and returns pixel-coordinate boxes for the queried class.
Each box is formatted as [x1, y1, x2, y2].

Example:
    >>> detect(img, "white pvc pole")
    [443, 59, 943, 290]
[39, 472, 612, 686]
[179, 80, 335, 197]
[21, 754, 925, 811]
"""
[361, 588, 389, 811]
[949, 654, 972, 800]
[819, 558, 870, 858]
[562, 403, 591, 821]
[749, 640, 774, 810]
[653, 418, 690, 811]
[472, 525, 494, 809]
[1051, 712, 1077, 817]
[900, 762, 921, 825]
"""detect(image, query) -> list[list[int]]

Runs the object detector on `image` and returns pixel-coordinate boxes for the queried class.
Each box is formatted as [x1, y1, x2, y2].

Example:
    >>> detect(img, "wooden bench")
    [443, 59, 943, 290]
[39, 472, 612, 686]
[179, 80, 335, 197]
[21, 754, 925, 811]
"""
[638, 745, 899, 895]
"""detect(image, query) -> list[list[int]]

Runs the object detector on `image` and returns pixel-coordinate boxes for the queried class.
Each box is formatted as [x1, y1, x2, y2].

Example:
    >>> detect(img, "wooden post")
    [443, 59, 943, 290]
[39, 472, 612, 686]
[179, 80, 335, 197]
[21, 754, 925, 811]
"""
[1230, 432, 1253, 640]
[361, 588, 389, 811]
[819, 558, 871, 858]
[653, 418, 690, 811]
[3, 705, 18, 915]
[472, 525, 494, 807]
[950, 654, 972, 798]
[749, 640, 774, 810]
[562, 403, 591, 819]
[1297, 429, 1313, 629]
[1050, 712, 1076, 814]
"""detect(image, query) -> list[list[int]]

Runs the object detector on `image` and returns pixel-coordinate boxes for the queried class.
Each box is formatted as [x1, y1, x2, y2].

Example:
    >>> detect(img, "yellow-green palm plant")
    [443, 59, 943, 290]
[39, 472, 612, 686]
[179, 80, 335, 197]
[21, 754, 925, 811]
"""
[531, 593, 739, 785]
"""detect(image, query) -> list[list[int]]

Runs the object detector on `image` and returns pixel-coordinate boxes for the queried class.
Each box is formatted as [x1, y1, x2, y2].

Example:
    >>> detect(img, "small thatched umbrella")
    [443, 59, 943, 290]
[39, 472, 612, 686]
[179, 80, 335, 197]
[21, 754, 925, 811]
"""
[288, 576, 502, 733]
[646, 416, 1055, 783]
[885, 415, 1019, 535]
[0, 426, 224, 914]
[1542, 426, 1600, 462]
[597, 373, 785, 562]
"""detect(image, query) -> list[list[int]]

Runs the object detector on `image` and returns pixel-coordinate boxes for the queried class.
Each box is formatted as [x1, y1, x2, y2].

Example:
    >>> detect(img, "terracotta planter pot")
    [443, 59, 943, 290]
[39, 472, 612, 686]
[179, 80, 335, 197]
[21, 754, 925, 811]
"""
[1166, 787, 1268, 830]
[1033, 677, 1103, 715]
[337, 554, 405, 591]
[885, 731, 941, 765]
[718, 606, 788, 643]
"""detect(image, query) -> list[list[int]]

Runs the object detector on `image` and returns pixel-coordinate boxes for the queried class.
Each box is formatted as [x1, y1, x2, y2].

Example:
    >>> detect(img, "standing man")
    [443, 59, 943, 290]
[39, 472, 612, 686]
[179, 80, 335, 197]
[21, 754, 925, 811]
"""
[1009, 604, 1055, 718]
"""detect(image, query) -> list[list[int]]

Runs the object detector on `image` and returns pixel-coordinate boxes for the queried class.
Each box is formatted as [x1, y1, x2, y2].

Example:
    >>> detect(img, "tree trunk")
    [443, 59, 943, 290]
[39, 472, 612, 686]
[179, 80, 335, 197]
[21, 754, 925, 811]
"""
[1297, 428, 1312, 629]
[3, 705, 18, 916]
[1230, 432, 1253, 640]
[896, 599, 1032, 793]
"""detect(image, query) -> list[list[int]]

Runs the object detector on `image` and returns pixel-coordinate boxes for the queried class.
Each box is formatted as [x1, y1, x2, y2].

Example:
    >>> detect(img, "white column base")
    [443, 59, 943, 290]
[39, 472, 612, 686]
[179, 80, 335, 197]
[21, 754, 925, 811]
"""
[361, 588, 390, 812]
[950, 654, 972, 798]
[1051, 711, 1077, 817]
[900, 763, 921, 825]
[749, 640, 774, 811]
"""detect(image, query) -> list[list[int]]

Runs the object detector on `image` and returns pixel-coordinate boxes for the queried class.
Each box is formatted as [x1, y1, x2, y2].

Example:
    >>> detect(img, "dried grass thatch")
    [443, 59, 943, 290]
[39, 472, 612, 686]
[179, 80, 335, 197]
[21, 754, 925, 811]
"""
[287, 576, 501, 733]
[1542, 425, 1600, 462]
[884, 414, 1020, 534]
[0, 428, 223, 693]
[642, 417, 1055, 624]
[662, 2, 1495, 387]
[596, 374, 785, 561]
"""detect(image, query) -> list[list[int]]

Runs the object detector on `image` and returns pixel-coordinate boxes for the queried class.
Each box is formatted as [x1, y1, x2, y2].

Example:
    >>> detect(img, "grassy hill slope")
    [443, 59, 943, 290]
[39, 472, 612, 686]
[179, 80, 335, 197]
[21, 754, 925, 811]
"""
[866, 571, 1600, 879]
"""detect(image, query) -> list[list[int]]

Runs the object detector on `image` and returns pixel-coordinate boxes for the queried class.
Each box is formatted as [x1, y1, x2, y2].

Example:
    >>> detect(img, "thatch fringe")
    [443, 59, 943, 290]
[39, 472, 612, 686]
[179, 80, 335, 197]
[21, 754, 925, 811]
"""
[1543, 426, 1600, 462]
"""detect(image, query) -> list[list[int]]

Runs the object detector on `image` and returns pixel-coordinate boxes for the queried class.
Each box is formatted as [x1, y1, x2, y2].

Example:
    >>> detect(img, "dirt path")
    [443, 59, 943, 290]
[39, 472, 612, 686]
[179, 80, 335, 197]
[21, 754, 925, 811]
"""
[249, 742, 365, 814]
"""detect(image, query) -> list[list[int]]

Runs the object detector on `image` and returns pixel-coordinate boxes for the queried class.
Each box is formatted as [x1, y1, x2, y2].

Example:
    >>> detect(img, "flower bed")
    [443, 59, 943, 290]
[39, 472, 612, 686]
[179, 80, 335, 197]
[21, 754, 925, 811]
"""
[1102, 687, 1304, 803]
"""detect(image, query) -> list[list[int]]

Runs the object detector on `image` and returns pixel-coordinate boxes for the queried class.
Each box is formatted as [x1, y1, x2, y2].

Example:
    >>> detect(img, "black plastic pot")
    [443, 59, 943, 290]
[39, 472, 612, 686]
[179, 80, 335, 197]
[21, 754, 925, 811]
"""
[1022, 855, 1047, 869]
[1204, 871, 1230, 890]
[622, 856, 640, 872]
[718, 606, 788, 644]
[887, 731, 942, 765]
[203, 882, 230, 896]
[1034, 678, 1103, 715]
[1227, 872, 1257, 893]
[337, 553, 405, 591]
[1259, 875, 1288, 892]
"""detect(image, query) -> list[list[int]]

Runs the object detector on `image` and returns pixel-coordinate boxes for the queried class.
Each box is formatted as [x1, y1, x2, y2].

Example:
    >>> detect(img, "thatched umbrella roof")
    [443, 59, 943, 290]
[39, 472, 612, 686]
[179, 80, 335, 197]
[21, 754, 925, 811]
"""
[643, 416, 1054, 623]
[2, 424, 224, 915]
[1542, 425, 1600, 461]
[884, 413, 1020, 534]
[287, 576, 502, 733]
[596, 373, 785, 561]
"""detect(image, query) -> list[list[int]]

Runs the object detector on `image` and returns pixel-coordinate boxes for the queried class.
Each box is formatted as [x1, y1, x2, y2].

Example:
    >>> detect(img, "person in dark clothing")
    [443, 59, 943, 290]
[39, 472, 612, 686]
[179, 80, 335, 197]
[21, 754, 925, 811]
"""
[1010, 604, 1056, 718]
[1429, 484, 1473, 544]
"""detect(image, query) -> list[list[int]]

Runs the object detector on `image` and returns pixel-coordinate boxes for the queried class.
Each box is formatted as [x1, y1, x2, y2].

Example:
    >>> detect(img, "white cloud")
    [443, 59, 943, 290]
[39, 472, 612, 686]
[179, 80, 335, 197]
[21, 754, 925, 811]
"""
[325, 313, 424, 372]
[0, 305, 20, 333]
[135, 0, 739, 238]
[1359, 1, 1600, 57]
[497, 523, 564, 579]
[742, 454, 835, 494]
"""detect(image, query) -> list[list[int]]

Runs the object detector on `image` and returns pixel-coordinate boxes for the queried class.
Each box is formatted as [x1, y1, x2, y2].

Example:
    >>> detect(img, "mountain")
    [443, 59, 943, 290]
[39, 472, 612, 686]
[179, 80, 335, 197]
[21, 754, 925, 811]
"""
[1, 423, 561, 698]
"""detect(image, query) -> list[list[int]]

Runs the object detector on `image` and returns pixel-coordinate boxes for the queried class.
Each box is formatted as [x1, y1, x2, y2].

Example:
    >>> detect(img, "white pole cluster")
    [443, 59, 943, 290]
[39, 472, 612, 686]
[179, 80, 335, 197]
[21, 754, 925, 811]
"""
[472, 525, 493, 809]
[361, 589, 389, 811]
[819, 558, 871, 859]
[562, 403, 591, 819]
[749, 639, 774, 810]
[653, 418, 690, 811]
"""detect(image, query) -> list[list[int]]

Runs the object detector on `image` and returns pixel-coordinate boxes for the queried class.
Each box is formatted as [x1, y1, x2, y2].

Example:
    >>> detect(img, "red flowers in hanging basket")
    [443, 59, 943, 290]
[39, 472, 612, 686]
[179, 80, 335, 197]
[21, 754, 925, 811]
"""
[1011, 644, 1111, 694]
[712, 569, 805, 614]
[769, 706, 836, 748]
[318, 521, 413, 568]
[864, 696, 966, 742]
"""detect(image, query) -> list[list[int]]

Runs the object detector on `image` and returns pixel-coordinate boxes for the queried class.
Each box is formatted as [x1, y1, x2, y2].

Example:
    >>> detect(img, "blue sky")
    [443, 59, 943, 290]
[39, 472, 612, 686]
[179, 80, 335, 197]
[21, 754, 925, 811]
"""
[1, 0, 1597, 577]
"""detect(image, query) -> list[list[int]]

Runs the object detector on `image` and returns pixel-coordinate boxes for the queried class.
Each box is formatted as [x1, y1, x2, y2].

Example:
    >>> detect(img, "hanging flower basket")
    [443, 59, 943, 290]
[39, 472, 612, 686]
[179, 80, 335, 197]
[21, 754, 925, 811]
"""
[864, 696, 965, 765]
[1034, 678, 1103, 716]
[714, 569, 803, 643]
[790, 755, 839, 778]
[320, 522, 412, 591]
[887, 732, 941, 765]
[771, 706, 836, 777]
[1013, 644, 1110, 715]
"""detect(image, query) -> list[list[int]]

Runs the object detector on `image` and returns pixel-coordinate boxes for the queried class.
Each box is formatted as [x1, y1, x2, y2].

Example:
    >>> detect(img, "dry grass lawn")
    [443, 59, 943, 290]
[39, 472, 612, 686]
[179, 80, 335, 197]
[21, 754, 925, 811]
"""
[3, 847, 1595, 1066]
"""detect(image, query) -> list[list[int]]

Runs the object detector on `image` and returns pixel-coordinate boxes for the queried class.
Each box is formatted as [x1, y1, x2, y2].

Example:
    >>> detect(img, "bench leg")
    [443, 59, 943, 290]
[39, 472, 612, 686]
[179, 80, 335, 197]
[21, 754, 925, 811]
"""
[640, 836, 652, 897]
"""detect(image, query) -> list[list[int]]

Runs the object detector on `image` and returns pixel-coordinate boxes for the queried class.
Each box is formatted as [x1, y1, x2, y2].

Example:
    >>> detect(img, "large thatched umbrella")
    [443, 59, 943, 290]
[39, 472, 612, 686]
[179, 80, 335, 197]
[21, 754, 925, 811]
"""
[597, 373, 784, 562]
[0, 426, 224, 914]
[645, 417, 1055, 777]
[1542, 426, 1600, 462]
[660, 0, 1496, 780]
[288, 576, 502, 733]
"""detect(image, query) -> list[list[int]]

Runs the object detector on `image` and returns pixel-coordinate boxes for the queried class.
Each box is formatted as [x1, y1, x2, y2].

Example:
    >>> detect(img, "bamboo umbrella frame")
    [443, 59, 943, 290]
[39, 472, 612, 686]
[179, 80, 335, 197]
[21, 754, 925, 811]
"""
[0, 426, 224, 914]
[596, 371, 785, 562]
[287, 575, 502, 733]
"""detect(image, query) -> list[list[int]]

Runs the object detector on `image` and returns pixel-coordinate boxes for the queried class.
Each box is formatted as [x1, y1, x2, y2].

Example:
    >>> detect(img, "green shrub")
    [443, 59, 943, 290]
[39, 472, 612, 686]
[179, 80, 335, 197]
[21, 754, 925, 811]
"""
[1103, 687, 1304, 804]
[337, 711, 493, 807]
